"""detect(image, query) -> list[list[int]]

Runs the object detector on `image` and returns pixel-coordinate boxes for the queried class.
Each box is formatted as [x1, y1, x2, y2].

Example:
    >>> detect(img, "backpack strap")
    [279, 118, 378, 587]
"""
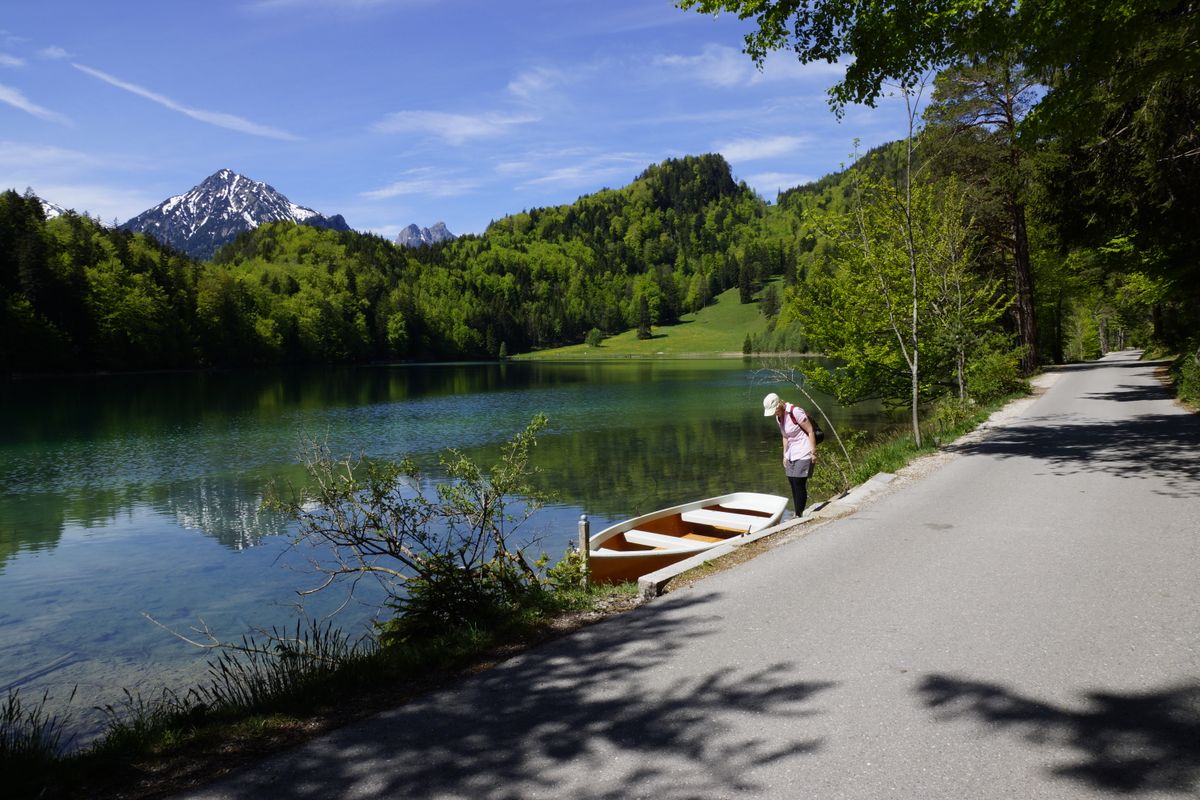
[778, 404, 803, 434]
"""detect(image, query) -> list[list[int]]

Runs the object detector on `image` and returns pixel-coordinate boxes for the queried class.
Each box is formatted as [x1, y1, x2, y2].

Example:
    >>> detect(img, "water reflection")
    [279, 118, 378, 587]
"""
[0, 362, 608, 448]
[1, 361, 902, 562]
[0, 472, 299, 567]
[157, 475, 295, 551]
[0, 494, 65, 563]
[0, 360, 909, 742]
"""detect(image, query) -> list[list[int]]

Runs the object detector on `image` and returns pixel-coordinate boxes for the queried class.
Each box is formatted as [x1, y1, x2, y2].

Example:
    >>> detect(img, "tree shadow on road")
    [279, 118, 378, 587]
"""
[949, 360, 1200, 498]
[916, 674, 1200, 795]
[949, 414, 1200, 497]
[1085, 382, 1176, 404]
[190, 591, 836, 799]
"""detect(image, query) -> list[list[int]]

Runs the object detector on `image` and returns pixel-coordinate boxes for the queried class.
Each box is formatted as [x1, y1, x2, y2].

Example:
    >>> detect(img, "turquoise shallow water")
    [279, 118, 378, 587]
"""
[0, 360, 899, 742]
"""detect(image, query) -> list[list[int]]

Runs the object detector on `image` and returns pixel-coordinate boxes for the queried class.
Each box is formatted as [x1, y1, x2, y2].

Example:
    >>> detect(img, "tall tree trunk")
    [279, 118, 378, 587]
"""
[1052, 291, 1066, 364]
[904, 92, 922, 449]
[912, 356, 921, 446]
[1010, 198, 1039, 375]
[957, 349, 967, 401]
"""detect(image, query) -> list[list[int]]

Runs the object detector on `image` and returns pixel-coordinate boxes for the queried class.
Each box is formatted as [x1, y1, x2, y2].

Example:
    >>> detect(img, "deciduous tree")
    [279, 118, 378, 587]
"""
[924, 57, 1041, 373]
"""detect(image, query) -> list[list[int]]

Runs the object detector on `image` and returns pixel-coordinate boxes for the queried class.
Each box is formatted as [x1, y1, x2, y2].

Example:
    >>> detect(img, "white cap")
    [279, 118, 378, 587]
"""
[762, 392, 781, 416]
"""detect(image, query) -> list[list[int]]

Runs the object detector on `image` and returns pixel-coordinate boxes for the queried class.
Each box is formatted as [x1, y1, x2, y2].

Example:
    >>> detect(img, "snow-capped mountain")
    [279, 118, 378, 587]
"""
[39, 198, 68, 220]
[396, 221, 455, 248]
[120, 169, 350, 260]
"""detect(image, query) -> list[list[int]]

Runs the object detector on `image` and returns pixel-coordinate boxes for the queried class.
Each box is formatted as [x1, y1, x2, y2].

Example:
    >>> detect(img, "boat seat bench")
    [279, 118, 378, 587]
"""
[623, 529, 705, 550]
[680, 508, 759, 532]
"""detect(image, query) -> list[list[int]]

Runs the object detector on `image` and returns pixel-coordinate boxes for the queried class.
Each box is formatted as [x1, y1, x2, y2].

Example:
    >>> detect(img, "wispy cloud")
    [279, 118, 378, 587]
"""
[495, 160, 536, 177]
[716, 134, 807, 162]
[745, 171, 815, 193]
[244, 0, 423, 11]
[655, 44, 846, 88]
[361, 168, 481, 200]
[0, 141, 95, 169]
[507, 66, 568, 102]
[520, 152, 648, 189]
[589, 6, 688, 35]
[370, 110, 537, 145]
[39, 46, 70, 60]
[0, 83, 71, 125]
[494, 146, 596, 178]
[0, 140, 152, 176]
[655, 44, 752, 88]
[617, 108, 753, 133]
[1, 180, 160, 223]
[0, 31, 28, 49]
[0, 53, 24, 68]
[73, 63, 301, 140]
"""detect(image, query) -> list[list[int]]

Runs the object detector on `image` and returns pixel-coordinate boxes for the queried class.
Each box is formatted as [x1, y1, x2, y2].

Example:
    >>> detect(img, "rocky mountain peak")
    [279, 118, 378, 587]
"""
[120, 170, 350, 260]
[396, 221, 456, 248]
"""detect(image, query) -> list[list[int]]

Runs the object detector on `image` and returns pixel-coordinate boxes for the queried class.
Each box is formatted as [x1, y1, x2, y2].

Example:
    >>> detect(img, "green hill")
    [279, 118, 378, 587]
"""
[2, 154, 804, 372]
[518, 284, 773, 359]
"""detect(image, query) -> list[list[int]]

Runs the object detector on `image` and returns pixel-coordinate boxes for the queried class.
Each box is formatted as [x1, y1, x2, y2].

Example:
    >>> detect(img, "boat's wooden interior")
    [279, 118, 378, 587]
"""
[597, 512, 747, 552]
[588, 494, 785, 583]
[708, 502, 772, 518]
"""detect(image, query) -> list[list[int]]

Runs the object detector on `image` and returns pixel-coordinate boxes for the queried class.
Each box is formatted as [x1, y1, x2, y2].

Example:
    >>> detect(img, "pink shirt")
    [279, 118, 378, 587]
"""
[778, 403, 814, 462]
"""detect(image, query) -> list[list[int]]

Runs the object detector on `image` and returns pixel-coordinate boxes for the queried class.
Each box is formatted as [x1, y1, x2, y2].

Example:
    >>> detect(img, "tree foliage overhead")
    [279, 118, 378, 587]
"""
[679, 0, 1019, 108]
[683, 0, 1200, 365]
[678, 1, 1199, 123]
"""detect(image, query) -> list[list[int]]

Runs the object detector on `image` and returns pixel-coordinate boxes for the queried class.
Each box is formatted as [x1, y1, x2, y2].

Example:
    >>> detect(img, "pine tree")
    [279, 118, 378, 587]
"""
[637, 296, 652, 339]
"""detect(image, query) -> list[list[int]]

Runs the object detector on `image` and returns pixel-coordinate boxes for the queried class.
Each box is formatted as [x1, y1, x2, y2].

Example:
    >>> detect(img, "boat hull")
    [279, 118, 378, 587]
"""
[587, 492, 788, 585]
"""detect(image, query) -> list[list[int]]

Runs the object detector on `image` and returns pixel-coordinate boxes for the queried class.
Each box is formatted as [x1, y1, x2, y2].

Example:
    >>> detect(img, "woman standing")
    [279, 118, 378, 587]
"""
[763, 392, 817, 517]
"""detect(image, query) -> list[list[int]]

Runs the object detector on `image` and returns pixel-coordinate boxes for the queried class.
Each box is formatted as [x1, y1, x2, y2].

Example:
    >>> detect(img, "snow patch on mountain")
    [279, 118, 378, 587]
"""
[40, 198, 67, 220]
[120, 169, 350, 260]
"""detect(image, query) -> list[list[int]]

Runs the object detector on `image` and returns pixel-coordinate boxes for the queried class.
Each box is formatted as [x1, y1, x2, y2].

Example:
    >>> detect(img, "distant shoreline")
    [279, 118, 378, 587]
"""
[512, 351, 823, 361]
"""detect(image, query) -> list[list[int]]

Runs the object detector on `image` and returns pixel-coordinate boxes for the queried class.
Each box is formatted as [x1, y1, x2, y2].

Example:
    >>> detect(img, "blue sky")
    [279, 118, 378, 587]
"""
[1, 0, 909, 238]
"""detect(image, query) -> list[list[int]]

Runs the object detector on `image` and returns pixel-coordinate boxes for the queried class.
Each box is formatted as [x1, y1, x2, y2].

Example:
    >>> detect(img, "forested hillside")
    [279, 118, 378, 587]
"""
[3, 104, 1196, 405]
[1, 155, 797, 371]
[0, 191, 204, 372]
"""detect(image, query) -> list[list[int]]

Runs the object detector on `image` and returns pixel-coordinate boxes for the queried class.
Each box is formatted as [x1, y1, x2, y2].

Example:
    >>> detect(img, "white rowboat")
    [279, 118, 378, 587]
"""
[587, 492, 788, 584]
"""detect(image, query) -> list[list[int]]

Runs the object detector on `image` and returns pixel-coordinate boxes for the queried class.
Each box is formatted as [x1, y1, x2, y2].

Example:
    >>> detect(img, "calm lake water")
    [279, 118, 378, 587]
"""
[0, 359, 900, 742]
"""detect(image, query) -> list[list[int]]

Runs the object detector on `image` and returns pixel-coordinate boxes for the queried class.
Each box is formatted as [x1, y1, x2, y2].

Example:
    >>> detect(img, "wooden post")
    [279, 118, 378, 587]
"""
[578, 514, 590, 590]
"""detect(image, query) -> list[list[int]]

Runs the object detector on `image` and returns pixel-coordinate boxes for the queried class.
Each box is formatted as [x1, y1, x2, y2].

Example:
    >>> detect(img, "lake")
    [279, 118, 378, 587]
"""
[0, 359, 899, 742]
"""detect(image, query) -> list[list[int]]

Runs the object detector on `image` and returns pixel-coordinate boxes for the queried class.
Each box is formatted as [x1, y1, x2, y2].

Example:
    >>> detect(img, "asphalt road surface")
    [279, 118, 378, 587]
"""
[179, 350, 1200, 799]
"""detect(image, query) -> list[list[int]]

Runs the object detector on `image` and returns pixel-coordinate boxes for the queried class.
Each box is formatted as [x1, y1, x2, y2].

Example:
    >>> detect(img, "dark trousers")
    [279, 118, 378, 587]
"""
[787, 475, 809, 516]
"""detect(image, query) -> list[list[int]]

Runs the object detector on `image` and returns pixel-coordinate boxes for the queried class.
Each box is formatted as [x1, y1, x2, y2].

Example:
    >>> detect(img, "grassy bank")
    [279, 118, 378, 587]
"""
[517, 285, 775, 359]
[1137, 345, 1199, 409]
[1172, 347, 1200, 409]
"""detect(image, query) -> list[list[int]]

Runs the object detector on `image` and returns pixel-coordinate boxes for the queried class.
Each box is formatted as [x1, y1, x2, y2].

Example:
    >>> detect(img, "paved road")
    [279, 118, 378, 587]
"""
[181, 351, 1200, 799]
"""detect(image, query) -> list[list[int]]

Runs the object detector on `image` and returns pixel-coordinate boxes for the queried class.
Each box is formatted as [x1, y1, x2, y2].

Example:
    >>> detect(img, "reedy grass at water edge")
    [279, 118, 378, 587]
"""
[5, 581, 639, 800]
[1, 688, 76, 770]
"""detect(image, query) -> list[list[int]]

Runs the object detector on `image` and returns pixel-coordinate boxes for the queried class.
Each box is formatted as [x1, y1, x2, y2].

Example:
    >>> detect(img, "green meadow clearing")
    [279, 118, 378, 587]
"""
[516, 286, 775, 359]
